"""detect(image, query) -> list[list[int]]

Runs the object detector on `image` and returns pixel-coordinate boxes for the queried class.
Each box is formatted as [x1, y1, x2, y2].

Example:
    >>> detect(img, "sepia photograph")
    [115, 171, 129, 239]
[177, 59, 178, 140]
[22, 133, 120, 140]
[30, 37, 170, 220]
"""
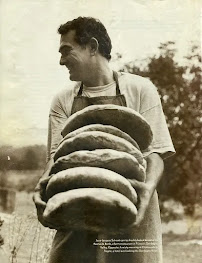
[0, 0, 201, 262]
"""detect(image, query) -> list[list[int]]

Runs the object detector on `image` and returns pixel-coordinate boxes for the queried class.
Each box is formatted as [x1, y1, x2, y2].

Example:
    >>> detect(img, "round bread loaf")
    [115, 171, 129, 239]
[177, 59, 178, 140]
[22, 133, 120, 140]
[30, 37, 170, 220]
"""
[54, 131, 144, 166]
[46, 167, 138, 204]
[43, 188, 137, 233]
[61, 105, 153, 150]
[60, 124, 140, 150]
[50, 149, 146, 182]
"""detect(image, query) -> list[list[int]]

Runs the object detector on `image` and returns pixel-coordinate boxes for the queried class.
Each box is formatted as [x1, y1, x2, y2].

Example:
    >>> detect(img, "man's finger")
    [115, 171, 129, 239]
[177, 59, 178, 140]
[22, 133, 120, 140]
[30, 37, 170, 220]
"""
[134, 210, 145, 227]
[35, 204, 54, 228]
[33, 192, 47, 212]
[134, 201, 147, 227]
[127, 179, 145, 191]
[37, 212, 57, 229]
[40, 176, 51, 186]
[133, 188, 151, 227]
[37, 213, 50, 228]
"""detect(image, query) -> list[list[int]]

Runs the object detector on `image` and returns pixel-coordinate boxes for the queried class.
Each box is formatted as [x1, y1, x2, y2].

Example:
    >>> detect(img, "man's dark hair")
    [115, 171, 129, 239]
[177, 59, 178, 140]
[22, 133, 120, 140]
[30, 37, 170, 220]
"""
[58, 17, 112, 60]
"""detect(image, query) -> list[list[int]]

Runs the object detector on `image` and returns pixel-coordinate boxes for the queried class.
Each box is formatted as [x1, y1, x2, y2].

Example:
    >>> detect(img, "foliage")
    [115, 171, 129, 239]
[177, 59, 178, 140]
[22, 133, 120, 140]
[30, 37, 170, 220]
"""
[0, 145, 46, 171]
[0, 217, 4, 247]
[122, 42, 202, 214]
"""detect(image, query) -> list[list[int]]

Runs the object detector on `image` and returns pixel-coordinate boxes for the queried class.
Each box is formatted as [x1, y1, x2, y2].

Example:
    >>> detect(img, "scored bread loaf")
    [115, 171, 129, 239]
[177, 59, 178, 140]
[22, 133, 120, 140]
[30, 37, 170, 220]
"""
[50, 149, 146, 182]
[60, 124, 140, 150]
[43, 188, 137, 233]
[61, 105, 153, 150]
[46, 167, 138, 204]
[54, 131, 144, 166]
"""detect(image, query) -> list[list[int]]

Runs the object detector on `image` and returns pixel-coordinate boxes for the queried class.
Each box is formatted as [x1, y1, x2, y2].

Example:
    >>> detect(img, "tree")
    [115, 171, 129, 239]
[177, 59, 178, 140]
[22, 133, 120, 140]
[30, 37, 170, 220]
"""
[122, 42, 202, 214]
[0, 145, 46, 171]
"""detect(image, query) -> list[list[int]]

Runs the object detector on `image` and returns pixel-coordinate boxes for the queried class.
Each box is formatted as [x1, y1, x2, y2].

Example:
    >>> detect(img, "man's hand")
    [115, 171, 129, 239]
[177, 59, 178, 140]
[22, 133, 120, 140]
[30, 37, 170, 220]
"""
[128, 153, 164, 227]
[33, 177, 52, 228]
[33, 158, 55, 228]
[128, 179, 153, 227]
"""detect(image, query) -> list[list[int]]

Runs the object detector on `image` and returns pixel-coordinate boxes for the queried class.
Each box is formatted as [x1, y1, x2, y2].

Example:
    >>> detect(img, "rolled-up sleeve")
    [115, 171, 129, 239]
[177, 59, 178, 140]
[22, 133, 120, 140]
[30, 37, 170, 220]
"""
[47, 94, 68, 162]
[140, 80, 175, 159]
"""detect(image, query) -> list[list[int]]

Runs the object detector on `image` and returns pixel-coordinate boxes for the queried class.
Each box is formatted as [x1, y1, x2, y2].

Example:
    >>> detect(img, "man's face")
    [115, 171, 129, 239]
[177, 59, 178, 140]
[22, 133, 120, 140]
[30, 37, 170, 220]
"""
[59, 30, 91, 81]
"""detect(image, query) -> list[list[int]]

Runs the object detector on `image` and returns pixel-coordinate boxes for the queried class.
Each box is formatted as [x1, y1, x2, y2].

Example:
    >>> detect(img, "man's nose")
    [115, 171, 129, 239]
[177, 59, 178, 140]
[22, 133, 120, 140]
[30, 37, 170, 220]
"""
[60, 57, 66, 65]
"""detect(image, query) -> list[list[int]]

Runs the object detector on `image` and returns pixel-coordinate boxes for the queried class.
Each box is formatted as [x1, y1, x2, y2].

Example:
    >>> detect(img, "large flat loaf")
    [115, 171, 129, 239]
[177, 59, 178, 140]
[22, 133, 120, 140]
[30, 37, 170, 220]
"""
[46, 167, 138, 204]
[61, 105, 153, 150]
[60, 124, 140, 150]
[50, 149, 146, 182]
[54, 131, 144, 166]
[43, 188, 137, 233]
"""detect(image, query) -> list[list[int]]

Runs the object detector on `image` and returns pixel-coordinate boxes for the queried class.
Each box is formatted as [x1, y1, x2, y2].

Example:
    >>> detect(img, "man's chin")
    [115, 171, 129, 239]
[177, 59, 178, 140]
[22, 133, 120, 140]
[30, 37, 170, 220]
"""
[69, 73, 79, 81]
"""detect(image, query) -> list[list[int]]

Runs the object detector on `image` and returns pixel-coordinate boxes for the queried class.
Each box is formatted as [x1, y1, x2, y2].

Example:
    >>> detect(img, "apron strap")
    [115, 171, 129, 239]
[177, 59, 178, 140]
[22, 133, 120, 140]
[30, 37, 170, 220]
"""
[113, 71, 121, 95]
[77, 83, 83, 96]
[77, 71, 121, 96]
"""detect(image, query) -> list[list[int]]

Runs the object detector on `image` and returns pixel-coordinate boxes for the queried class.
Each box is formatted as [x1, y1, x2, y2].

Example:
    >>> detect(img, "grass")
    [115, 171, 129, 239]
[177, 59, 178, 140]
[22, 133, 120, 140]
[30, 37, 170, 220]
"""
[1, 190, 56, 263]
[0, 169, 54, 263]
[163, 234, 202, 263]
[1, 212, 56, 263]
[10, 215, 53, 263]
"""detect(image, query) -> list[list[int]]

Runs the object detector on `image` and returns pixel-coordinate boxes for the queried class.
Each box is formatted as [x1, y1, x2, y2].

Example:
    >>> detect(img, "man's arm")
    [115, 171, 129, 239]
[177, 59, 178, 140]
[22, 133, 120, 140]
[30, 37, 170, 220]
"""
[34, 157, 54, 193]
[128, 152, 164, 226]
[33, 91, 69, 227]
[33, 158, 54, 227]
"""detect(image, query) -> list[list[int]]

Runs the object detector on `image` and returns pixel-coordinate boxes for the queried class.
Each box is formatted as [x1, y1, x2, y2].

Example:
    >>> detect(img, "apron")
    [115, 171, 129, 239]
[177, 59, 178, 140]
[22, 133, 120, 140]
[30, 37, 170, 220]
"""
[48, 71, 163, 263]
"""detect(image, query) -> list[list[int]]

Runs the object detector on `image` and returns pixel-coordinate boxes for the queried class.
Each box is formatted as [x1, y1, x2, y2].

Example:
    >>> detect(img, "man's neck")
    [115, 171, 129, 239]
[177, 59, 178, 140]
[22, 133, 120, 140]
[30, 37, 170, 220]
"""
[82, 60, 114, 87]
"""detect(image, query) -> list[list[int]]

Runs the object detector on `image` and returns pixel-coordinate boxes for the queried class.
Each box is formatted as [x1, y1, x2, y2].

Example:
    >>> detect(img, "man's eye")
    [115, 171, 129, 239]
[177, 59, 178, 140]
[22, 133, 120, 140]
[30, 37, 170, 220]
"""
[62, 49, 72, 56]
[63, 51, 70, 55]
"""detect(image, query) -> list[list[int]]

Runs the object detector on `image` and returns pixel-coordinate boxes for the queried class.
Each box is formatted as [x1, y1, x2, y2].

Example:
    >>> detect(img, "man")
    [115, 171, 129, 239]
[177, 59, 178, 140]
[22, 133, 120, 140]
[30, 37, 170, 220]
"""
[33, 16, 175, 263]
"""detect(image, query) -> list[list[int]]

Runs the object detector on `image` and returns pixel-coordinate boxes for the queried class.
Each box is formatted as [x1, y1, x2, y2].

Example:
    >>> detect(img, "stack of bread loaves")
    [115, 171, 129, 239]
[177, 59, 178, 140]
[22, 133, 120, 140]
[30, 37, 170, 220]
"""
[43, 105, 153, 234]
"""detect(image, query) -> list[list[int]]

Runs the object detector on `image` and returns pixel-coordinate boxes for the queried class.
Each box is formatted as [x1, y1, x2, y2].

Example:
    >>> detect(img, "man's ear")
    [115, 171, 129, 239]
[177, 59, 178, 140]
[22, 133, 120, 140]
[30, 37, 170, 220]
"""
[89, 37, 99, 55]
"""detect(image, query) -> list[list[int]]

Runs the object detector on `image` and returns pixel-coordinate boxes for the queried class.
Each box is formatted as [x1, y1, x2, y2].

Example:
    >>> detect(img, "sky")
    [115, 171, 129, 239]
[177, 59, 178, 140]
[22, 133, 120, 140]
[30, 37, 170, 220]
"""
[0, 0, 201, 147]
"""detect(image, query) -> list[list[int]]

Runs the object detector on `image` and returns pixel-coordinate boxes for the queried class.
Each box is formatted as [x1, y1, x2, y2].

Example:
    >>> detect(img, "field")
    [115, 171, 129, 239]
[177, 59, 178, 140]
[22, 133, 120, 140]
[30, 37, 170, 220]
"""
[0, 170, 202, 263]
[163, 234, 202, 263]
